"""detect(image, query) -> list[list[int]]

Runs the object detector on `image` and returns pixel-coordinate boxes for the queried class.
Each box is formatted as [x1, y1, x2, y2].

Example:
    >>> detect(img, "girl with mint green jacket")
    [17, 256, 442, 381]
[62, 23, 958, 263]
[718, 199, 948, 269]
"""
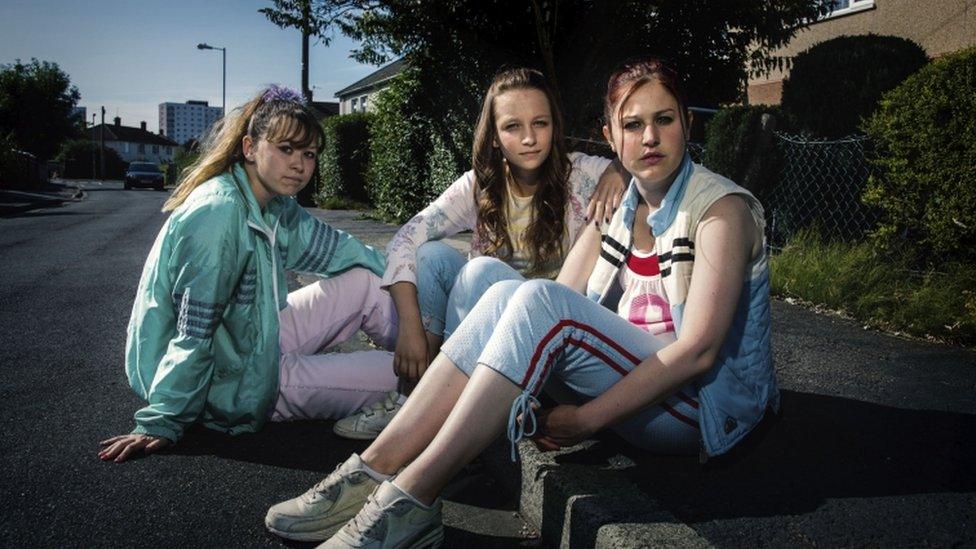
[99, 87, 399, 462]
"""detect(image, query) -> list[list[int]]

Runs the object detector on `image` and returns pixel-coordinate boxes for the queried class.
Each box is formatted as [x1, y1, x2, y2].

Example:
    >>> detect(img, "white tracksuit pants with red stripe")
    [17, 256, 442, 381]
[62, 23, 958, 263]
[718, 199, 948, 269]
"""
[441, 274, 701, 459]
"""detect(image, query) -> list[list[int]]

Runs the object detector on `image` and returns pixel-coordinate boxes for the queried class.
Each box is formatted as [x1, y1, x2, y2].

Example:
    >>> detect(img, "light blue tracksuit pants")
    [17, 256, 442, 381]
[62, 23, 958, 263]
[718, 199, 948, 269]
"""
[439, 260, 701, 460]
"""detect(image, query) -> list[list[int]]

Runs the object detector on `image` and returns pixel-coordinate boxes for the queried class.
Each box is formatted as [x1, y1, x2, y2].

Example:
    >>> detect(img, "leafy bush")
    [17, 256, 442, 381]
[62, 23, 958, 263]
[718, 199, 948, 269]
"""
[366, 70, 438, 223]
[781, 34, 928, 139]
[317, 112, 373, 208]
[54, 139, 125, 179]
[862, 46, 976, 264]
[702, 105, 782, 203]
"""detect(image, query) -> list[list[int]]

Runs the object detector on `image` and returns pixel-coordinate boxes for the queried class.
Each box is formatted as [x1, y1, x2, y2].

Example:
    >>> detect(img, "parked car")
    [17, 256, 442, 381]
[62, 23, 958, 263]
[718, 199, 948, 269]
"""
[124, 162, 165, 190]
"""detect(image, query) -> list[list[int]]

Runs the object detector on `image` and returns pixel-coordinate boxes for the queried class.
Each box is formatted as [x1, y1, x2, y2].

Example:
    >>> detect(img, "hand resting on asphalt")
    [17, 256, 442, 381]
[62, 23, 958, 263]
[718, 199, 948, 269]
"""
[98, 434, 169, 463]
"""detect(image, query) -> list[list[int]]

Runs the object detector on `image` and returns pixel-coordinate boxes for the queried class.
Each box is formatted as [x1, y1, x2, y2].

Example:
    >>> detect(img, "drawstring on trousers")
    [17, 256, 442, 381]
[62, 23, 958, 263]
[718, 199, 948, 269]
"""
[507, 390, 541, 462]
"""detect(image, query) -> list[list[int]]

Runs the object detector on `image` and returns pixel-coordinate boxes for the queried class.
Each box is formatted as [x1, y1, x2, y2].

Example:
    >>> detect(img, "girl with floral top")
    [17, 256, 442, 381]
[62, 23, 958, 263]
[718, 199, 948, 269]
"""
[331, 67, 627, 441]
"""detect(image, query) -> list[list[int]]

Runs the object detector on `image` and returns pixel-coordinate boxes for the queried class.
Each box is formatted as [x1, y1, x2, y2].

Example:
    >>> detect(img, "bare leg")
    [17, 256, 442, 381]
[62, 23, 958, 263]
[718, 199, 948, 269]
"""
[393, 365, 521, 505]
[360, 352, 468, 475]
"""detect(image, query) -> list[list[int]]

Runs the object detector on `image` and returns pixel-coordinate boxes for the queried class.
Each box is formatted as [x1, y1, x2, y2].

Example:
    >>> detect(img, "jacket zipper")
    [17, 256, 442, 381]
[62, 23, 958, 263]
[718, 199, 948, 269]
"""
[247, 219, 281, 312]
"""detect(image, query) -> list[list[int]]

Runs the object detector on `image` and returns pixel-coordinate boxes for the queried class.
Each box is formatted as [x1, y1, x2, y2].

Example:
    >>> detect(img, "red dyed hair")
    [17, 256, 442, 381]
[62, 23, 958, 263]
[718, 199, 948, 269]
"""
[603, 58, 690, 139]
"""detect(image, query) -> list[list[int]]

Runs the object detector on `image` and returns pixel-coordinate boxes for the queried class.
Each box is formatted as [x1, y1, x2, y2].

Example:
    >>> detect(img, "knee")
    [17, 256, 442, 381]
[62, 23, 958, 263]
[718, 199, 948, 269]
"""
[454, 256, 516, 294]
[510, 279, 564, 310]
[317, 267, 381, 299]
[416, 241, 460, 268]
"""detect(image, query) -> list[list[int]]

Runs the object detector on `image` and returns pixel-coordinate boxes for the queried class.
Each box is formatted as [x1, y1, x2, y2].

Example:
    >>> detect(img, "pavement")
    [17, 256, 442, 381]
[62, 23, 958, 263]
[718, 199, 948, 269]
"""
[2, 185, 973, 547]
[0, 179, 89, 216]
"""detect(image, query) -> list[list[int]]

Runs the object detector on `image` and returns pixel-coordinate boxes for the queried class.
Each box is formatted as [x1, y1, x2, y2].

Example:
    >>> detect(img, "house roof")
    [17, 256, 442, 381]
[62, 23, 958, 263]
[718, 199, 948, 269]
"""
[334, 58, 407, 98]
[89, 124, 178, 147]
[310, 101, 340, 120]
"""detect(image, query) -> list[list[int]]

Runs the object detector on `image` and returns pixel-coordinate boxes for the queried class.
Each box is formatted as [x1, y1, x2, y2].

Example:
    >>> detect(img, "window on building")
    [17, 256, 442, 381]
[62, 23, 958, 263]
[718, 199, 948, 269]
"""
[824, 0, 874, 18]
[138, 144, 145, 154]
[153, 145, 159, 153]
[360, 95, 368, 111]
[125, 143, 130, 153]
[351, 97, 358, 112]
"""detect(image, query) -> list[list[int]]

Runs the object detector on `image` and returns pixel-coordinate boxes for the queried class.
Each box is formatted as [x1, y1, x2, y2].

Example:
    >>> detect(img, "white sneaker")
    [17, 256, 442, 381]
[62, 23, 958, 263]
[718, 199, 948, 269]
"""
[333, 391, 402, 440]
[318, 481, 444, 549]
[266, 454, 382, 541]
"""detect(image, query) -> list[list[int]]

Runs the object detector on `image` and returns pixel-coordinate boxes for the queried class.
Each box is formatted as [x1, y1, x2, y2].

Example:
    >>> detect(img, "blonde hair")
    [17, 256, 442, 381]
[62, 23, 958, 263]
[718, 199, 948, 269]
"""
[163, 87, 325, 212]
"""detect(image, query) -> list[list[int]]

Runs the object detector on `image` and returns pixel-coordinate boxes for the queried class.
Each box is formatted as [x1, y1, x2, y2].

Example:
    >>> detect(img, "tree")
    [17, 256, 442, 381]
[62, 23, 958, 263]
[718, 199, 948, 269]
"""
[344, 0, 831, 140]
[0, 59, 80, 161]
[260, 0, 370, 102]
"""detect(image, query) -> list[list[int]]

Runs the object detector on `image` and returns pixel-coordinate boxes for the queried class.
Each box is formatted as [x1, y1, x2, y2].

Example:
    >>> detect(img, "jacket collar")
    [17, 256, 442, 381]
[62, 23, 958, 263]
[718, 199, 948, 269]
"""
[648, 153, 693, 237]
[229, 163, 283, 233]
[616, 152, 693, 238]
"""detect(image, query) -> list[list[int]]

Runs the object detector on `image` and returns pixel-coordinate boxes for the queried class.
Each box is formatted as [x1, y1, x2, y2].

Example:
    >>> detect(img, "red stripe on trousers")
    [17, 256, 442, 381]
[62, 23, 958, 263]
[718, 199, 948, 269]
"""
[522, 319, 641, 387]
[660, 401, 700, 429]
[524, 320, 700, 430]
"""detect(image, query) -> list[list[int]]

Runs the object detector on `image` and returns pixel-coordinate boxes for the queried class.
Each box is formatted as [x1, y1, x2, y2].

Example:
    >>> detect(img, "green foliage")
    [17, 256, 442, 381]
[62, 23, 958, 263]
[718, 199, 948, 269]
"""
[348, 1, 828, 121]
[366, 70, 433, 222]
[170, 146, 199, 186]
[54, 139, 125, 179]
[862, 46, 976, 264]
[345, 0, 827, 219]
[702, 105, 782, 202]
[317, 112, 373, 207]
[0, 58, 81, 160]
[781, 34, 928, 139]
[771, 229, 976, 347]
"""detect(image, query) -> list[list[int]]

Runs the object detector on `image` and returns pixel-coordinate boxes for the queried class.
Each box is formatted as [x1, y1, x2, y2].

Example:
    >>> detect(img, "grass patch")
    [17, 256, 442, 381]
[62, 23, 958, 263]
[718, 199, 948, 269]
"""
[314, 195, 373, 211]
[771, 229, 976, 347]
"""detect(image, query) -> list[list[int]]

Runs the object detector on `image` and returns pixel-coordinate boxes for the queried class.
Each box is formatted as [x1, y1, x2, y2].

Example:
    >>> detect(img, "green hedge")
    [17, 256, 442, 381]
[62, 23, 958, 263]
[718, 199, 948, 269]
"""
[366, 69, 476, 223]
[862, 46, 976, 264]
[317, 112, 373, 208]
[54, 139, 125, 179]
[702, 105, 782, 203]
[781, 34, 928, 139]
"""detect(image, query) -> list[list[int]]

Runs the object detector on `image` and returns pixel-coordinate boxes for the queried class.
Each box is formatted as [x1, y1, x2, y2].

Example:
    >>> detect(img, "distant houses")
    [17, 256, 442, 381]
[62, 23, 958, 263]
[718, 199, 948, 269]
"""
[335, 58, 406, 114]
[88, 117, 177, 164]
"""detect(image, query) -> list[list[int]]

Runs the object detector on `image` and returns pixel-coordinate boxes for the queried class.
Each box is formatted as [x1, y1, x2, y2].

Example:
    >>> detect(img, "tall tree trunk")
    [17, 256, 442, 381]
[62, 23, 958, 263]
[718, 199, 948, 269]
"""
[301, 0, 311, 102]
[530, 0, 561, 107]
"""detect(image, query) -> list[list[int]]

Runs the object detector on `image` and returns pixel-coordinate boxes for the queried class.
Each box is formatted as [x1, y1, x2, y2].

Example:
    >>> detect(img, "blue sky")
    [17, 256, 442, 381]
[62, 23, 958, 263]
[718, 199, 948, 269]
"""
[0, 0, 379, 132]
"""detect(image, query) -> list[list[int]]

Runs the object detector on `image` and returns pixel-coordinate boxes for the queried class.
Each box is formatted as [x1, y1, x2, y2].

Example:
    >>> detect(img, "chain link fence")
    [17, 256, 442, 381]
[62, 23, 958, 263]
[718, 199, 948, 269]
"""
[765, 133, 877, 247]
[569, 132, 876, 248]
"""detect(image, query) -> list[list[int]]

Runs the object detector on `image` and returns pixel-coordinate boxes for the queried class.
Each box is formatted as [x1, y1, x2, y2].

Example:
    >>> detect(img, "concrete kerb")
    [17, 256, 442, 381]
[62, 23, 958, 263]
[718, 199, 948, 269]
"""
[0, 182, 85, 215]
[480, 436, 711, 549]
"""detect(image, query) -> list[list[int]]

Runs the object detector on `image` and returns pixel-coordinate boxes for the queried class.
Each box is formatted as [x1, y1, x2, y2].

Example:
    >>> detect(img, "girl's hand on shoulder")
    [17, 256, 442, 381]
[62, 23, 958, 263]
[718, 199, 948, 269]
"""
[587, 160, 628, 227]
[393, 321, 429, 382]
[98, 434, 170, 463]
[537, 404, 598, 448]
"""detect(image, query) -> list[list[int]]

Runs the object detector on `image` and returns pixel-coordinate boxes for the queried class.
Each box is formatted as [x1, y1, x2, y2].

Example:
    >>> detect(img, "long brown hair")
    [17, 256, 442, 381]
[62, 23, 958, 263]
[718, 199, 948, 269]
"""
[163, 86, 325, 212]
[472, 68, 571, 276]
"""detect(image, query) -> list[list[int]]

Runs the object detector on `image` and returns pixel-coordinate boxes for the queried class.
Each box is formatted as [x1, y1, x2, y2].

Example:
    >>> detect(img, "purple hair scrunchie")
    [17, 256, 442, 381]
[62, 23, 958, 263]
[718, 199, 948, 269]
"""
[262, 85, 306, 105]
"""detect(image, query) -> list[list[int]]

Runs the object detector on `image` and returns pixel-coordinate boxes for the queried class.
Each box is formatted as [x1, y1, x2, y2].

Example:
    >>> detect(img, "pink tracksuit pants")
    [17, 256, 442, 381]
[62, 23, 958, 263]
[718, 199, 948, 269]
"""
[270, 268, 399, 422]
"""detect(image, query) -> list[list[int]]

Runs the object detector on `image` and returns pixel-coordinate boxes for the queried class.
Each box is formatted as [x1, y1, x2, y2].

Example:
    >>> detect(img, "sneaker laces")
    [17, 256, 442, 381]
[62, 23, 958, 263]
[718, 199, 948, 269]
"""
[303, 461, 351, 503]
[345, 492, 386, 542]
[507, 390, 541, 462]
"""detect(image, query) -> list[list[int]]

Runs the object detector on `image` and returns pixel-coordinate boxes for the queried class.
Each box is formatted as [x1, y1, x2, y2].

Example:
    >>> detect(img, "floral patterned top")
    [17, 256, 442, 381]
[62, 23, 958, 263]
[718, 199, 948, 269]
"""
[381, 152, 612, 288]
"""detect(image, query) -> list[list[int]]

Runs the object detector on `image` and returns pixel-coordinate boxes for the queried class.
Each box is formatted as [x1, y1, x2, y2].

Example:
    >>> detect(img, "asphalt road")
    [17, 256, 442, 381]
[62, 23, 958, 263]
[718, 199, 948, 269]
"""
[0, 183, 536, 548]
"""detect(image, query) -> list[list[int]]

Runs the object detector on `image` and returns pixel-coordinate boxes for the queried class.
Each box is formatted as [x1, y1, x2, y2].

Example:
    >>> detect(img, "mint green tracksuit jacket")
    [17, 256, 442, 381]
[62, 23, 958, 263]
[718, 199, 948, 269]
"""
[125, 164, 385, 442]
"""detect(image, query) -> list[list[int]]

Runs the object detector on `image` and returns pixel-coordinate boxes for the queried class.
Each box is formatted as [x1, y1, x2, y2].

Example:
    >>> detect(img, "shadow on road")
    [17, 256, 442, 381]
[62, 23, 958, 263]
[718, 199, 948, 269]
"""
[551, 389, 974, 523]
[171, 420, 367, 474]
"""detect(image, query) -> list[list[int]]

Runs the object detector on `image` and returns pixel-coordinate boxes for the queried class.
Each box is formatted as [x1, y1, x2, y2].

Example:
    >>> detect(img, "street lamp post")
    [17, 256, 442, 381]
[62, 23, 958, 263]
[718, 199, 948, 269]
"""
[196, 43, 226, 117]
